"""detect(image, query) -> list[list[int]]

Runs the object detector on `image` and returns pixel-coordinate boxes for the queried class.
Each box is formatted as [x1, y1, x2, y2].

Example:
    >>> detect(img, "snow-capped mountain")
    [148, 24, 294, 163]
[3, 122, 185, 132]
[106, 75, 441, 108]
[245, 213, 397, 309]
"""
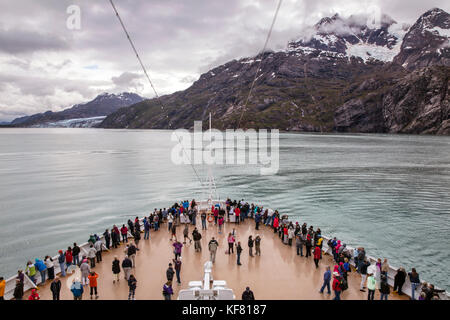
[287, 12, 409, 62]
[100, 8, 449, 135]
[12, 92, 144, 127]
[394, 8, 450, 70]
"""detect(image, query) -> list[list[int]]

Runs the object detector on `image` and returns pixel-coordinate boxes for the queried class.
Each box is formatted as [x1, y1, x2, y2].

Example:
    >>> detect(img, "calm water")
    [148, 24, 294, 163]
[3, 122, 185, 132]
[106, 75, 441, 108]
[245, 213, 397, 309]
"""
[0, 128, 449, 290]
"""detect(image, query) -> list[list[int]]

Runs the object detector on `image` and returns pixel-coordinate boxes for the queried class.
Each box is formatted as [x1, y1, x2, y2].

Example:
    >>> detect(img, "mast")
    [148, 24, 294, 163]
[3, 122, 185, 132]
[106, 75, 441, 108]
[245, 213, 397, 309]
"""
[208, 112, 213, 201]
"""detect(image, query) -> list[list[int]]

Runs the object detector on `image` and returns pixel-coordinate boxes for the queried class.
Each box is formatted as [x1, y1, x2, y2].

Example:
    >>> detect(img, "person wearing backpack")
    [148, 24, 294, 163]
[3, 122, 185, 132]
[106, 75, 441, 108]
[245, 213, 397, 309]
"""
[332, 272, 342, 300]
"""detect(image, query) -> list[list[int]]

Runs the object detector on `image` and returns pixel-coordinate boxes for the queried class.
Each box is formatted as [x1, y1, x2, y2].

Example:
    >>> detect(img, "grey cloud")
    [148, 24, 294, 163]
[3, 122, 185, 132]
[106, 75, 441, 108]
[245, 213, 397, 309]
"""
[0, 27, 70, 54]
[0, 0, 449, 122]
[111, 71, 145, 93]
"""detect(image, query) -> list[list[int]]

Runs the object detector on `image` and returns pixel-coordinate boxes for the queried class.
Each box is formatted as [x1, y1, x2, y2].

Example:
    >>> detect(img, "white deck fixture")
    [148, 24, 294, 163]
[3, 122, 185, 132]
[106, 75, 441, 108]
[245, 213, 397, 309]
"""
[177, 261, 235, 300]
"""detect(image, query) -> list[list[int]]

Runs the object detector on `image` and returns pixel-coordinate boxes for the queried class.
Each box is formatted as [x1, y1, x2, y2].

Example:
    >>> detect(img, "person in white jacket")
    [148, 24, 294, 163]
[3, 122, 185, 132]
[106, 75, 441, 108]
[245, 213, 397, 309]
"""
[87, 244, 97, 268]
[94, 239, 103, 263]
[80, 259, 91, 286]
[288, 226, 295, 246]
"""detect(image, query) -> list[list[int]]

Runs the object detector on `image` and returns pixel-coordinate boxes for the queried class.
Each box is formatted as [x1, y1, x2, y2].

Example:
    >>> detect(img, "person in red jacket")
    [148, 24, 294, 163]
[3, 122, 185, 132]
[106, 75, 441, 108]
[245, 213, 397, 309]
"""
[65, 248, 73, 271]
[213, 207, 219, 225]
[273, 216, 279, 233]
[120, 224, 128, 243]
[234, 207, 240, 224]
[313, 246, 321, 268]
[28, 288, 40, 300]
[332, 272, 342, 300]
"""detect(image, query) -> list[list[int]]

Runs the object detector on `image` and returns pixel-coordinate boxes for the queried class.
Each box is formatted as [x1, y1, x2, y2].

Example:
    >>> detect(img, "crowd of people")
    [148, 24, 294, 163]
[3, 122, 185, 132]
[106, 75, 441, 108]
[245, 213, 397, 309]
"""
[1, 198, 446, 301]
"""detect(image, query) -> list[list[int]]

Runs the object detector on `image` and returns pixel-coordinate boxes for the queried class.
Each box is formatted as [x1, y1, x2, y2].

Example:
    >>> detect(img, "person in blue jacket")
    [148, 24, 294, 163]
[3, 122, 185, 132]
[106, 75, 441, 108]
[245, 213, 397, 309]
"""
[254, 212, 262, 230]
[319, 266, 332, 294]
[71, 279, 84, 300]
[34, 258, 47, 284]
[144, 219, 151, 240]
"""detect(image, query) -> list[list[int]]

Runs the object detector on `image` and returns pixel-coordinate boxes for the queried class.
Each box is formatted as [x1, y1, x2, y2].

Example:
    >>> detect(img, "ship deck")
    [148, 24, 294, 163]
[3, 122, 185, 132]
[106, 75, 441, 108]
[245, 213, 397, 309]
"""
[36, 218, 408, 300]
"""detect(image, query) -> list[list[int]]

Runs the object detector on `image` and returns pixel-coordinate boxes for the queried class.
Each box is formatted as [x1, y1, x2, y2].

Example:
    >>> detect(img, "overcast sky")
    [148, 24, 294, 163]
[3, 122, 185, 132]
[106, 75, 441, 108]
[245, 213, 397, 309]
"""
[0, 0, 448, 122]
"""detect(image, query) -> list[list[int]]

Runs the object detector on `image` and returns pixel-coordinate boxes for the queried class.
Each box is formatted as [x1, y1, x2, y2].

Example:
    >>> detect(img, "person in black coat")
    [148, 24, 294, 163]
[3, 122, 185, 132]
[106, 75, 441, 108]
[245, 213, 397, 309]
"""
[166, 263, 175, 281]
[112, 256, 121, 283]
[242, 287, 255, 300]
[393, 267, 406, 295]
[103, 229, 111, 250]
[13, 279, 24, 300]
[127, 219, 135, 235]
[50, 277, 61, 300]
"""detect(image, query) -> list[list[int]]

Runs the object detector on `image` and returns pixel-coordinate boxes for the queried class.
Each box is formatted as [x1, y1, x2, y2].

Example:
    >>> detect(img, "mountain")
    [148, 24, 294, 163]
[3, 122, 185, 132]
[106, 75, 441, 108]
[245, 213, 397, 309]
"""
[394, 8, 450, 71]
[100, 8, 450, 135]
[11, 92, 144, 127]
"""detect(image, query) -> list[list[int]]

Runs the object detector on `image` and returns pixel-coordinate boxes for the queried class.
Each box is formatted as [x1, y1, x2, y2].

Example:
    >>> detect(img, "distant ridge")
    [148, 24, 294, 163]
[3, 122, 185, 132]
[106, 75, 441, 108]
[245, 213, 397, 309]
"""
[11, 92, 144, 127]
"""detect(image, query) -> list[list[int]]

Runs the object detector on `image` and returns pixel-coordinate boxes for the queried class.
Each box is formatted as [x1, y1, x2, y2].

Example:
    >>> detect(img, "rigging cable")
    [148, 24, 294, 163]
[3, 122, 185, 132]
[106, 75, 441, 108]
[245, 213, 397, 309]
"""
[108, 0, 206, 188]
[236, 0, 283, 129]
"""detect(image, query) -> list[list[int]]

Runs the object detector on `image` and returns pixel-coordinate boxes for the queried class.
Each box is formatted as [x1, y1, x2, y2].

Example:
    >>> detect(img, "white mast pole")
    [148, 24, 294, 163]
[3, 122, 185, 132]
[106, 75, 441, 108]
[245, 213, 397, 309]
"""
[208, 112, 212, 201]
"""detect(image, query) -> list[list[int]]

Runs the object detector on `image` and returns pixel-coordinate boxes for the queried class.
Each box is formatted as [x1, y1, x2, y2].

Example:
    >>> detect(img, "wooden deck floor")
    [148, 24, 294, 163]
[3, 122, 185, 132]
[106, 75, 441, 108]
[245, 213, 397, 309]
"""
[35, 219, 407, 300]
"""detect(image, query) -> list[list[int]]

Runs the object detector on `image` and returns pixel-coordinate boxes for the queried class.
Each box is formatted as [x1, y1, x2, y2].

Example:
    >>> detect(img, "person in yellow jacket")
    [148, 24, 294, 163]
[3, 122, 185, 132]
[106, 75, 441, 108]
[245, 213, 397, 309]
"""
[26, 261, 37, 284]
[0, 277, 6, 300]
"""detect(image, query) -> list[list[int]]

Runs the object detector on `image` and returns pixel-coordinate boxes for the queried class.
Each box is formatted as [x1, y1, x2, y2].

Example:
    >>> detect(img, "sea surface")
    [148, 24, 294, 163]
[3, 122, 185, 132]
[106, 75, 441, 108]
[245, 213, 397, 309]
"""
[0, 128, 449, 290]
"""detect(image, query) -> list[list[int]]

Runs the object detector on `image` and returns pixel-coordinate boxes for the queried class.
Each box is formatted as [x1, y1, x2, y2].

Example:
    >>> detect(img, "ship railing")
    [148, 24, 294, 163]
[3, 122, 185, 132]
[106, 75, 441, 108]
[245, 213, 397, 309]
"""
[5, 201, 449, 300]
[4, 225, 123, 300]
[305, 230, 449, 300]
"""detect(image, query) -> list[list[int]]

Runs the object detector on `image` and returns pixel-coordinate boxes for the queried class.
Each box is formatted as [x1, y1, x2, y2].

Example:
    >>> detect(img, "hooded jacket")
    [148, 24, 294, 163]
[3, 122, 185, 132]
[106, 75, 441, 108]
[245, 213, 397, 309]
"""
[26, 263, 36, 277]
[28, 289, 40, 300]
[71, 282, 84, 297]
[314, 246, 321, 259]
[367, 275, 377, 290]
[34, 259, 47, 272]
